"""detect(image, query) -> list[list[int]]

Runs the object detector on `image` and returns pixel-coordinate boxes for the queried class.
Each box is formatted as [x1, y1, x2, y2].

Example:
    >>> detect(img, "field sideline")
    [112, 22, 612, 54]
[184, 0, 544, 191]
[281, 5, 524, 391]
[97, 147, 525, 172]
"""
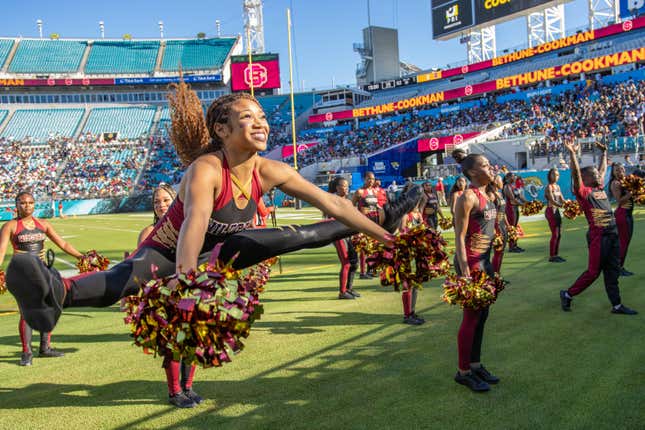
[0, 208, 643, 429]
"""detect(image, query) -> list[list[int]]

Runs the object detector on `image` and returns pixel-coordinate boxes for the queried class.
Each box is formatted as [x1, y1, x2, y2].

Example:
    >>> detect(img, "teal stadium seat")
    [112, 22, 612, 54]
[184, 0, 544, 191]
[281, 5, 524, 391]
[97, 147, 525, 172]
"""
[83, 107, 156, 139]
[161, 38, 236, 71]
[85, 41, 160, 74]
[9, 40, 86, 73]
[0, 110, 8, 128]
[1, 109, 84, 141]
[0, 39, 14, 68]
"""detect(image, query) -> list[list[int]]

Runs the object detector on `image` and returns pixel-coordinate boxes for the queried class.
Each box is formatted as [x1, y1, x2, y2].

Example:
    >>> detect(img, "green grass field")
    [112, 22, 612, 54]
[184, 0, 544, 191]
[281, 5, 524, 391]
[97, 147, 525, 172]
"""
[0, 208, 643, 430]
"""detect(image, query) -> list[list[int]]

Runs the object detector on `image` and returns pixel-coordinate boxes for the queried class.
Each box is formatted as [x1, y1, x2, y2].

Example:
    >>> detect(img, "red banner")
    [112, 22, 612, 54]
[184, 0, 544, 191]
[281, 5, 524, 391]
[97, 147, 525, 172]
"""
[417, 132, 481, 152]
[0, 77, 115, 87]
[230, 59, 281, 92]
[309, 46, 645, 124]
[281, 141, 318, 158]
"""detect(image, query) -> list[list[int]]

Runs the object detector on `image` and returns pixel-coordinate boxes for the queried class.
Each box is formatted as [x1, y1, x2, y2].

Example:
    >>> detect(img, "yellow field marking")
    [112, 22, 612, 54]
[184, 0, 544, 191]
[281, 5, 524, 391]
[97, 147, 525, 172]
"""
[277, 263, 336, 276]
[0, 311, 18, 317]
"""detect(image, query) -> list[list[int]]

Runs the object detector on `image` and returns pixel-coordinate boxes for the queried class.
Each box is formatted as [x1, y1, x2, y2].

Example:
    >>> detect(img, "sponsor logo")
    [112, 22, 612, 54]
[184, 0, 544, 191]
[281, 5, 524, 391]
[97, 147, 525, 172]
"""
[429, 138, 440, 150]
[446, 4, 460, 24]
[465, 85, 473, 96]
[244, 63, 269, 88]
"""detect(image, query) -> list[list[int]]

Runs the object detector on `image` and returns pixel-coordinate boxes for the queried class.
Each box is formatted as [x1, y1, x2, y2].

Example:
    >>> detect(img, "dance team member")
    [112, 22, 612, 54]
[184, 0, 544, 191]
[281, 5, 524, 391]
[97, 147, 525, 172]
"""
[449, 177, 467, 218]
[544, 168, 565, 263]
[490, 176, 508, 274]
[421, 181, 445, 230]
[559, 140, 636, 315]
[399, 191, 425, 325]
[328, 177, 360, 300]
[503, 173, 525, 253]
[352, 172, 382, 279]
[7, 88, 421, 400]
[609, 163, 634, 276]
[452, 150, 499, 392]
[0, 191, 83, 366]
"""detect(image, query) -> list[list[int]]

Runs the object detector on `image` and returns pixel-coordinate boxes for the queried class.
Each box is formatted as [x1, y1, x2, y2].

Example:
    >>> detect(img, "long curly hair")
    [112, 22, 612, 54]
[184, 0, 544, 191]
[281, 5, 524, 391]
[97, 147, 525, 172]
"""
[167, 80, 261, 166]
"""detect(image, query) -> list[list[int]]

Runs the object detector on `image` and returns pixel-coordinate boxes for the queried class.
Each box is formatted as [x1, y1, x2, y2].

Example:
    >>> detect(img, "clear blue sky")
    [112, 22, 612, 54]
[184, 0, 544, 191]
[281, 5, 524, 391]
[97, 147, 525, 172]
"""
[3, 0, 591, 91]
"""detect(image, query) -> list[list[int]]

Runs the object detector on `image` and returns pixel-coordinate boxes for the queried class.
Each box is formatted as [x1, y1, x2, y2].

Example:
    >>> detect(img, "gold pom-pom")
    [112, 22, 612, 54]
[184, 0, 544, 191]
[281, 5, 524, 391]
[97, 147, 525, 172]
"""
[441, 270, 508, 309]
[562, 200, 582, 220]
[0, 269, 6, 295]
[521, 200, 545, 216]
[438, 217, 453, 230]
[76, 250, 110, 273]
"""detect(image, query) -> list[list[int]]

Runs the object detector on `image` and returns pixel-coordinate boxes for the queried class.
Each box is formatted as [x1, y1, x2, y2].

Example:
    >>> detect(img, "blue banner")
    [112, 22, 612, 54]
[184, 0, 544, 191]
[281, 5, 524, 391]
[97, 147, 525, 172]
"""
[619, 0, 645, 19]
[115, 74, 222, 85]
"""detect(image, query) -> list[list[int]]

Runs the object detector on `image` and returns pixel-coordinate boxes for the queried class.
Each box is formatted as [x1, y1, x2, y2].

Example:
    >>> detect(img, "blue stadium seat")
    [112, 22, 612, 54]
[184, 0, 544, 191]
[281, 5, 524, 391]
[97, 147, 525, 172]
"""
[1, 108, 84, 141]
[161, 38, 236, 71]
[85, 41, 160, 74]
[83, 107, 156, 139]
[9, 39, 86, 73]
[0, 39, 14, 68]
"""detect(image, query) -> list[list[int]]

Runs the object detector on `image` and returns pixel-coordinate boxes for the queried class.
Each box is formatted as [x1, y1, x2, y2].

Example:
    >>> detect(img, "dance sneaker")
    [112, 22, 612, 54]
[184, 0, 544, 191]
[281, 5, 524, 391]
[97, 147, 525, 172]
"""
[20, 352, 33, 366]
[403, 315, 425, 325]
[560, 290, 572, 311]
[382, 185, 423, 233]
[471, 365, 499, 384]
[39, 348, 64, 358]
[549, 256, 566, 263]
[611, 304, 638, 315]
[169, 392, 196, 408]
[183, 389, 203, 405]
[359, 274, 371, 280]
[338, 292, 355, 300]
[619, 268, 634, 277]
[411, 312, 426, 323]
[454, 372, 490, 392]
[348, 289, 361, 297]
[6, 254, 66, 332]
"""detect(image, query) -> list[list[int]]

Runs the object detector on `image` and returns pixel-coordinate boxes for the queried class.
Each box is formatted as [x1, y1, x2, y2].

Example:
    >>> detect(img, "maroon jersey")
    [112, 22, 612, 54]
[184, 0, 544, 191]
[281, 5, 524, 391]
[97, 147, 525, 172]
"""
[356, 188, 380, 212]
[141, 157, 263, 256]
[12, 218, 47, 261]
[494, 192, 507, 236]
[613, 180, 634, 213]
[465, 187, 497, 269]
[575, 184, 616, 235]
[423, 191, 440, 217]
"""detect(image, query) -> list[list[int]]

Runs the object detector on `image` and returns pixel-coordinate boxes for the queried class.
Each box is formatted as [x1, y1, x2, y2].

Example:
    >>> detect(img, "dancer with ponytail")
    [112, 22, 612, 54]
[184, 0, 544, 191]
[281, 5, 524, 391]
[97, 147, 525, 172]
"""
[352, 172, 382, 279]
[7, 84, 421, 406]
[451, 149, 499, 392]
[421, 181, 445, 230]
[544, 168, 565, 263]
[0, 191, 83, 366]
[328, 177, 360, 300]
[449, 177, 467, 217]
[503, 173, 525, 253]
[399, 189, 425, 325]
[559, 139, 637, 315]
[609, 163, 634, 276]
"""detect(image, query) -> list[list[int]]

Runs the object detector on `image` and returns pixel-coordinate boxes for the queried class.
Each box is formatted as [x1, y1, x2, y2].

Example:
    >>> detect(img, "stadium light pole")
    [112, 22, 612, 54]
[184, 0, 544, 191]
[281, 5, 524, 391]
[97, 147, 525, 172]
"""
[99, 21, 105, 39]
[36, 19, 43, 39]
[287, 7, 298, 172]
[158, 21, 164, 39]
[216, 20, 221, 37]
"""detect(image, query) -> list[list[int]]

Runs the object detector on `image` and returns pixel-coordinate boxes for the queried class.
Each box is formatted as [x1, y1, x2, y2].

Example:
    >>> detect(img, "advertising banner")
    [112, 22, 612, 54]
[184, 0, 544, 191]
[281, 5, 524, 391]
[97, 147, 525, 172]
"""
[281, 142, 318, 158]
[417, 132, 481, 152]
[230, 54, 281, 92]
[432, 0, 475, 38]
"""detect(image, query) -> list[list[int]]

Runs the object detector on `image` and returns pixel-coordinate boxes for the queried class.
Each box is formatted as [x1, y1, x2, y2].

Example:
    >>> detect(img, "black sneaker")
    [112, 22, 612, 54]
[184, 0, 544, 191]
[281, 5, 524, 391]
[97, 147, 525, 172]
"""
[611, 304, 638, 315]
[6, 254, 66, 332]
[560, 290, 572, 312]
[348, 289, 361, 298]
[454, 372, 490, 392]
[619, 268, 634, 277]
[169, 392, 196, 408]
[382, 185, 423, 233]
[403, 315, 425, 325]
[39, 348, 64, 358]
[411, 312, 426, 323]
[555, 256, 567, 262]
[471, 365, 499, 384]
[359, 274, 371, 280]
[549, 256, 565, 263]
[20, 352, 33, 366]
[183, 389, 203, 405]
[338, 292, 355, 300]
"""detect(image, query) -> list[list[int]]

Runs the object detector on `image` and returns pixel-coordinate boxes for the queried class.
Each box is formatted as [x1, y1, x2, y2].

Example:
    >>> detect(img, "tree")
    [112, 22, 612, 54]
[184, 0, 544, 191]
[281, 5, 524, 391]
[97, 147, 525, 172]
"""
[122, 33, 132, 41]
[196, 32, 206, 39]
[50, 33, 60, 40]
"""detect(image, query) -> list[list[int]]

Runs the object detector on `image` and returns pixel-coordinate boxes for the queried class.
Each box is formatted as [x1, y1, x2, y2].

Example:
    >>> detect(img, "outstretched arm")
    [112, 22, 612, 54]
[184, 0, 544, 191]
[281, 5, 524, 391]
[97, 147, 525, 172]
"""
[43, 221, 83, 258]
[596, 140, 608, 183]
[564, 139, 582, 193]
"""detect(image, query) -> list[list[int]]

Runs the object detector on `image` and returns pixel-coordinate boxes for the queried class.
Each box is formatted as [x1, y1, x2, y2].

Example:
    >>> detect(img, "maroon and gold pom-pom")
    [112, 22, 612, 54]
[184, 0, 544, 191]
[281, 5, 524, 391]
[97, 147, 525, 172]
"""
[76, 250, 110, 273]
[562, 200, 582, 220]
[507, 225, 524, 244]
[351, 234, 376, 255]
[122, 256, 274, 368]
[621, 174, 645, 202]
[438, 217, 453, 230]
[366, 224, 451, 292]
[0, 269, 6, 295]
[521, 200, 545, 216]
[441, 270, 508, 310]
[492, 233, 505, 252]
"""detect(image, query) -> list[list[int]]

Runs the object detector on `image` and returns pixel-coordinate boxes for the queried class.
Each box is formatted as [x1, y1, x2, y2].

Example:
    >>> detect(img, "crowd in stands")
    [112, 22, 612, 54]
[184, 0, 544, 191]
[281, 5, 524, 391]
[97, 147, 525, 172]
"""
[136, 134, 184, 194]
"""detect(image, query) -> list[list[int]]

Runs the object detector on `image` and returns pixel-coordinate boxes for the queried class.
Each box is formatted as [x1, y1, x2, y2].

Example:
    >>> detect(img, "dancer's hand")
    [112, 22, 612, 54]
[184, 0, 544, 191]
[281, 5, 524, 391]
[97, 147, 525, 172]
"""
[594, 140, 607, 151]
[563, 138, 579, 153]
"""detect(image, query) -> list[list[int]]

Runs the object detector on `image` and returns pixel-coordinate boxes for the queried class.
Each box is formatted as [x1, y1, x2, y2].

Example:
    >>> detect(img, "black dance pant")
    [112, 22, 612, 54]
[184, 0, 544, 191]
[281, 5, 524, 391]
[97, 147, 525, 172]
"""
[64, 220, 357, 308]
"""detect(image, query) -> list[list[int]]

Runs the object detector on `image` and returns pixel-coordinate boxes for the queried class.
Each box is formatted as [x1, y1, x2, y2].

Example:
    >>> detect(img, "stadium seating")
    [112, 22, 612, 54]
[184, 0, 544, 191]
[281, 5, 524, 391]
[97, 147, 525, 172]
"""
[0, 39, 14, 68]
[82, 107, 156, 139]
[8, 39, 86, 73]
[160, 38, 236, 71]
[0, 108, 84, 141]
[0, 110, 8, 127]
[85, 40, 160, 74]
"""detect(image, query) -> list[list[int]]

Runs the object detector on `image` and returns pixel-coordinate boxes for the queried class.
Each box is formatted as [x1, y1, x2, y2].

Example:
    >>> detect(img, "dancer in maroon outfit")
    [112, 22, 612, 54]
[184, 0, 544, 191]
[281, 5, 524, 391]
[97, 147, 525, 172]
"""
[503, 173, 525, 253]
[329, 177, 360, 300]
[544, 168, 566, 263]
[609, 163, 634, 276]
[559, 140, 636, 315]
[452, 150, 499, 392]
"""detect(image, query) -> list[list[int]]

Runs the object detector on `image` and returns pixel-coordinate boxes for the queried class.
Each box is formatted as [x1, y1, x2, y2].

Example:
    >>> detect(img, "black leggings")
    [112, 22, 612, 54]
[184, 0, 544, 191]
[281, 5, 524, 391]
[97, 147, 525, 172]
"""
[65, 220, 356, 308]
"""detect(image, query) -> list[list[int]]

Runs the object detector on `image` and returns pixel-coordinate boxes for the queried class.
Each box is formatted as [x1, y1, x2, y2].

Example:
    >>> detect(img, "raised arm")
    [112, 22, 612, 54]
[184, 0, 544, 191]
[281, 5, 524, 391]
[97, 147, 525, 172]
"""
[564, 139, 582, 193]
[175, 158, 220, 273]
[596, 140, 608, 182]
[42, 221, 83, 258]
[259, 159, 390, 242]
[454, 190, 476, 278]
